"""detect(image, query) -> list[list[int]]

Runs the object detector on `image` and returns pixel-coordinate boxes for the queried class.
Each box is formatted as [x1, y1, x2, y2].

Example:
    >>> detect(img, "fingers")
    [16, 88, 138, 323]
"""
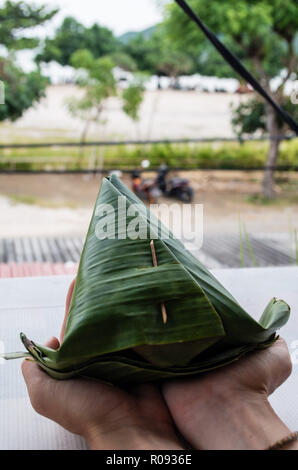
[22, 361, 57, 420]
[22, 336, 60, 417]
[263, 337, 292, 394]
[45, 336, 60, 350]
[60, 278, 76, 342]
[226, 336, 292, 396]
[22, 335, 86, 435]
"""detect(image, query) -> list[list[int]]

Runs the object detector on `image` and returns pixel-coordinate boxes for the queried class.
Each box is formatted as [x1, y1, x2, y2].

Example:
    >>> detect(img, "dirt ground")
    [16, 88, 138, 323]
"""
[0, 171, 297, 238]
[0, 86, 244, 142]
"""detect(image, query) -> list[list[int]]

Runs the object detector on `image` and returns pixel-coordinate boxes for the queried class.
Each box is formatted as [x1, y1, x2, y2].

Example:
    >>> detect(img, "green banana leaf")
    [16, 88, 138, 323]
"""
[5, 175, 290, 385]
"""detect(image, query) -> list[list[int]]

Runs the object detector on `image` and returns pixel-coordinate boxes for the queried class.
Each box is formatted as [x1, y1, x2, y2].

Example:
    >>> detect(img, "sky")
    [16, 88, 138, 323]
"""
[37, 0, 165, 36]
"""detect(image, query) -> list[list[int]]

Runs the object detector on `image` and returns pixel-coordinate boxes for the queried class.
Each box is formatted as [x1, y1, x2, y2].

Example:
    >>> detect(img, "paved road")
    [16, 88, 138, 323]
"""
[0, 234, 295, 271]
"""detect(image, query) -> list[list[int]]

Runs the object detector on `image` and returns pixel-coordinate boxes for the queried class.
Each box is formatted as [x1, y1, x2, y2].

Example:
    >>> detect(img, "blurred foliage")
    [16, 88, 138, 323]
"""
[121, 33, 158, 75]
[232, 97, 298, 138]
[66, 51, 117, 143]
[164, 0, 298, 196]
[36, 16, 119, 66]
[107, 140, 297, 170]
[1, 140, 297, 172]
[35, 0, 298, 89]
[0, 58, 49, 122]
[108, 52, 137, 72]
[36, 14, 197, 80]
[0, 0, 57, 50]
[122, 25, 196, 79]
[0, 1, 56, 123]
[164, 0, 298, 80]
[122, 75, 147, 123]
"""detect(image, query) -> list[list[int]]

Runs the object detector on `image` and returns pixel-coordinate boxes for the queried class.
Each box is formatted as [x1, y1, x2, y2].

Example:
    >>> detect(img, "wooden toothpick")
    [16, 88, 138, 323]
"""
[160, 304, 168, 326]
[150, 240, 158, 267]
[150, 240, 168, 324]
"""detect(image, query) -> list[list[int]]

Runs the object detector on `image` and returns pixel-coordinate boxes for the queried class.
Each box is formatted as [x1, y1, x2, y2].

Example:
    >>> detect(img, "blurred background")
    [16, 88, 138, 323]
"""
[0, 0, 297, 275]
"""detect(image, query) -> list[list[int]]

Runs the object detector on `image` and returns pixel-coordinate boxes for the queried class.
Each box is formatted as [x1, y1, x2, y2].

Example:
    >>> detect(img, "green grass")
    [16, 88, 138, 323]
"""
[238, 216, 258, 268]
[239, 216, 298, 268]
[6, 194, 77, 208]
[243, 222, 258, 267]
[246, 192, 298, 207]
[246, 194, 279, 206]
[0, 139, 297, 171]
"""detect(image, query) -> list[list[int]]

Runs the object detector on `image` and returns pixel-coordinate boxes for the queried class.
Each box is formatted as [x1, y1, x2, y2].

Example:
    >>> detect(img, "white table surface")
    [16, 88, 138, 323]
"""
[0, 267, 297, 450]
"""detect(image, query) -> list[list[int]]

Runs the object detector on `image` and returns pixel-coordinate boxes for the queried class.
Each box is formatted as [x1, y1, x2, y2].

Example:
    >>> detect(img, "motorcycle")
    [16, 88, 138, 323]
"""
[131, 170, 160, 204]
[157, 166, 194, 203]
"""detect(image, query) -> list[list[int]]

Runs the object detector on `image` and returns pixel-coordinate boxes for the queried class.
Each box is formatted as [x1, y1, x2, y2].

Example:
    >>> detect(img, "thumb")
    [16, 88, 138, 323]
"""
[22, 337, 60, 419]
[21, 336, 60, 383]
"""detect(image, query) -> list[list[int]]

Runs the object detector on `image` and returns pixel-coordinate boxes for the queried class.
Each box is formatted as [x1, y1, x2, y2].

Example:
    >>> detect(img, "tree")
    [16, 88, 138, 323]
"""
[36, 17, 119, 66]
[0, 1, 57, 123]
[0, 59, 49, 122]
[109, 52, 137, 72]
[122, 34, 158, 75]
[122, 75, 146, 138]
[0, 0, 57, 50]
[123, 26, 195, 84]
[66, 50, 117, 144]
[148, 26, 195, 87]
[232, 95, 298, 139]
[164, 0, 298, 198]
[150, 49, 194, 88]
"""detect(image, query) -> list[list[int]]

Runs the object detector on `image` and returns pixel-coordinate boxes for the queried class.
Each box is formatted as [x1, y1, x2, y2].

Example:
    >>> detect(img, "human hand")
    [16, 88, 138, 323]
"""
[22, 279, 183, 450]
[163, 338, 294, 450]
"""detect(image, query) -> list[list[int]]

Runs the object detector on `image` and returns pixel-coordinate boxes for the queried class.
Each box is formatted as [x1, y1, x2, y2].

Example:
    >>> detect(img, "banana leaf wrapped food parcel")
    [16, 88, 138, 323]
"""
[6, 175, 290, 385]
